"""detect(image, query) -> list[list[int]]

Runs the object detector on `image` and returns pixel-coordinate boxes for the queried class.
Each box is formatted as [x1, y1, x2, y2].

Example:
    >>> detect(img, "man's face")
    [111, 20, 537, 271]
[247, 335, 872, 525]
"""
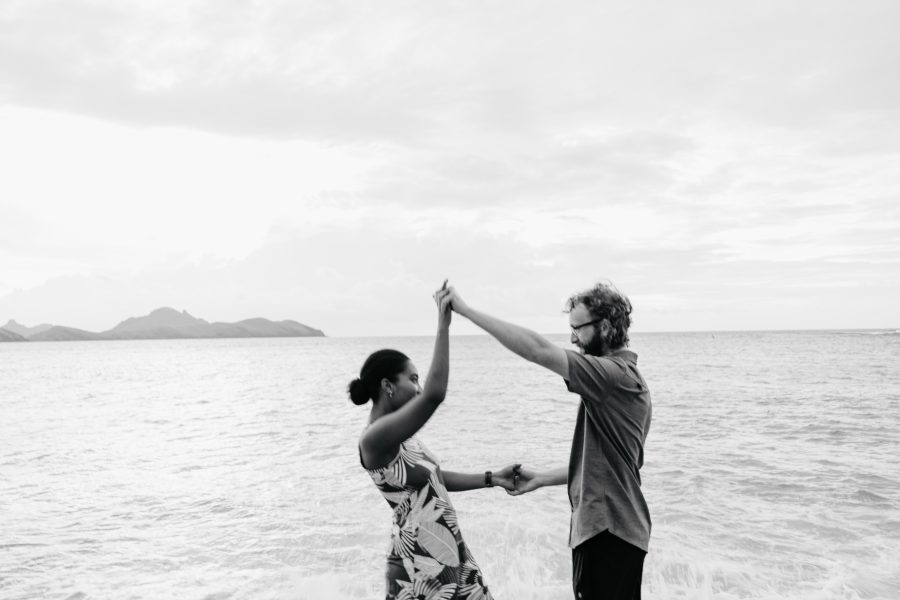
[568, 303, 608, 356]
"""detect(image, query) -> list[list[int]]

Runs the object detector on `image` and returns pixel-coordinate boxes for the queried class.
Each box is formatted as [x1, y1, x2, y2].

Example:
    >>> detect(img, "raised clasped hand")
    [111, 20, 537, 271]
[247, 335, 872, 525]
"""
[433, 279, 452, 325]
[432, 281, 468, 317]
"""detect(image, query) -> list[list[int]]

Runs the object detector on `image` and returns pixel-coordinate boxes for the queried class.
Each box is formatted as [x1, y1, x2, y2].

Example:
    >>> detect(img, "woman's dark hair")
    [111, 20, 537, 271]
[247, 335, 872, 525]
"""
[348, 349, 410, 406]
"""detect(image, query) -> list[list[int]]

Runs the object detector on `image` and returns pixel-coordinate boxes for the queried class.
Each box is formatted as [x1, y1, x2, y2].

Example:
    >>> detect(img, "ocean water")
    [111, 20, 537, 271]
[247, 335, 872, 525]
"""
[1, 330, 899, 600]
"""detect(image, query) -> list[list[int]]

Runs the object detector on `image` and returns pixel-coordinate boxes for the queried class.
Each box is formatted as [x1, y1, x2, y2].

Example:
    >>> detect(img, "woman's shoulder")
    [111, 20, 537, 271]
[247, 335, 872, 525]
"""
[360, 431, 418, 472]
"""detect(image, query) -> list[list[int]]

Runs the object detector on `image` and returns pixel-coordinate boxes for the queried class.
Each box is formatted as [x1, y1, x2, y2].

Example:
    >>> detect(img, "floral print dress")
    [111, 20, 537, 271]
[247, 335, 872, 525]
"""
[363, 435, 494, 600]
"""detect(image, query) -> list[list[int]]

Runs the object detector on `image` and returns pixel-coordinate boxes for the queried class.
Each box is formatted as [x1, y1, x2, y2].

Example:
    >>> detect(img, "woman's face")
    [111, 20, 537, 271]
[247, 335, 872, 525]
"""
[387, 361, 422, 409]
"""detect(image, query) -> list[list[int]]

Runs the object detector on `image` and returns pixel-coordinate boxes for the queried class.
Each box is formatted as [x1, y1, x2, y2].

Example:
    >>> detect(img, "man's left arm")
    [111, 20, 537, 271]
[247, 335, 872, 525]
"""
[438, 285, 568, 378]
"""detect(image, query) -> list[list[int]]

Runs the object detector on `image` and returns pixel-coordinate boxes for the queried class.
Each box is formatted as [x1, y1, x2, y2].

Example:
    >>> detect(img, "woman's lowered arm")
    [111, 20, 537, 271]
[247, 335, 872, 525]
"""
[442, 464, 520, 492]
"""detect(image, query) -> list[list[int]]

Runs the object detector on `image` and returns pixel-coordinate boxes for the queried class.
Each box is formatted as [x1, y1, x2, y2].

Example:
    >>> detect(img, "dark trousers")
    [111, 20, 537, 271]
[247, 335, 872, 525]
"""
[572, 530, 646, 600]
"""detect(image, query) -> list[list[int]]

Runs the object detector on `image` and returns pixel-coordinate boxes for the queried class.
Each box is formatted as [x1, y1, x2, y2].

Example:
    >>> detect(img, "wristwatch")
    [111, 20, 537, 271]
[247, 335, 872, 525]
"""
[484, 470, 493, 487]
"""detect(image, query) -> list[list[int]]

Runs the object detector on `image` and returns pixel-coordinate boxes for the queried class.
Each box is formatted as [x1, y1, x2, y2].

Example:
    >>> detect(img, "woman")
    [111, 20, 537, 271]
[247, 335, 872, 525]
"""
[350, 285, 517, 600]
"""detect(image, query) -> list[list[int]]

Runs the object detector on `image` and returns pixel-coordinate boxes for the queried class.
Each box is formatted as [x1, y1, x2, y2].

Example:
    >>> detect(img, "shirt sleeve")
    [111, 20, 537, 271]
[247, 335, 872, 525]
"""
[564, 349, 618, 402]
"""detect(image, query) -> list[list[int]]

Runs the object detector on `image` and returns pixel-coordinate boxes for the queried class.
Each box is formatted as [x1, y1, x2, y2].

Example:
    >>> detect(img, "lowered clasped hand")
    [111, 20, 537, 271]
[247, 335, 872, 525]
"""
[487, 464, 542, 496]
[506, 465, 541, 496]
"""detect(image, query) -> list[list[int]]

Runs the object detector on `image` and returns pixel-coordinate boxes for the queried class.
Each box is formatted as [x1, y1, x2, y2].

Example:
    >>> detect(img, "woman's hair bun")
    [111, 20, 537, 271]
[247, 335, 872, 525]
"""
[348, 378, 370, 406]
[350, 349, 408, 407]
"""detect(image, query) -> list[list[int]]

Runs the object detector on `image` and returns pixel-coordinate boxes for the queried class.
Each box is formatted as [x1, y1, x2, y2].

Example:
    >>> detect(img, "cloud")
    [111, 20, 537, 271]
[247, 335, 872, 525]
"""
[0, 1, 433, 140]
[3, 1, 899, 146]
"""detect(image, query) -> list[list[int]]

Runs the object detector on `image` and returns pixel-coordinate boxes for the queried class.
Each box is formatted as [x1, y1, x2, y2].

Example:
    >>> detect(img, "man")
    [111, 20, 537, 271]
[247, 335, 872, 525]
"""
[435, 281, 651, 600]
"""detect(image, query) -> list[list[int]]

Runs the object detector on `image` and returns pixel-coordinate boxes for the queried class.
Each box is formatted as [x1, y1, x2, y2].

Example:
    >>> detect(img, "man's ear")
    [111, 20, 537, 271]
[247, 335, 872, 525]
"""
[599, 319, 612, 339]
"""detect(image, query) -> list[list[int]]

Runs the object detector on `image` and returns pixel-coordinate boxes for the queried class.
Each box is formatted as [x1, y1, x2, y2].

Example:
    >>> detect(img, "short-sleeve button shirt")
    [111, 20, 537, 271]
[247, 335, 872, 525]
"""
[564, 348, 652, 551]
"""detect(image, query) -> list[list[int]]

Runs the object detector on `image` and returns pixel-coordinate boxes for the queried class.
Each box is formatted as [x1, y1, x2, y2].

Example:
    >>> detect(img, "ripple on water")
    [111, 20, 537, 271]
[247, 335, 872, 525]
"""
[852, 489, 895, 506]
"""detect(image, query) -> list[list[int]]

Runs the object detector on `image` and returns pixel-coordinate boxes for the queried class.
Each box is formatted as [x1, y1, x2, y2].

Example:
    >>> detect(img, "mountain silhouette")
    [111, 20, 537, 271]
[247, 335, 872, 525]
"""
[0, 328, 27, 342]
[2, 320, 53, 337]
[28, 326, 105, 342]
[0, 308, 325, 342]
[110, 307, 209, 333]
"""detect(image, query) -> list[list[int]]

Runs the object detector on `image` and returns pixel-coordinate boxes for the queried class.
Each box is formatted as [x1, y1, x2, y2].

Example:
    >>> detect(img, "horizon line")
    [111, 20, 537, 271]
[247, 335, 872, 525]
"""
[332, 326, 899, 338]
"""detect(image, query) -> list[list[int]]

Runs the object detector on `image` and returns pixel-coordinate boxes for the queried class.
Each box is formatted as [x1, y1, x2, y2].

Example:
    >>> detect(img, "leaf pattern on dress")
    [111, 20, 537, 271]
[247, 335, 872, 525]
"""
[391, 521, 417, 558]
[458, 556, 477, 584]
[457, 549, 493, 600]
[418, 521, 461, 567]
[407, 491, 445, 530]
[402, 556, 417, 581]
[430, 471, 451, 503]
[381, 490, 408, 506]
[364, 436, 491, 599]
[458, 582, 493, 600]
[384, 454, 408, 488]
[413, 555, 446, 579]
[406, 487, 430, 520]
[397, 577, 458, 600]
[433, 497, 458, 535]
[397, 439, 425, 469]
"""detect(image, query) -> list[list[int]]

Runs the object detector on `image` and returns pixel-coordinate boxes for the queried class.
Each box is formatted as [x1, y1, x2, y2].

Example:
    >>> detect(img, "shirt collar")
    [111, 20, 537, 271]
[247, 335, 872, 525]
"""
[609, 348, 637, 362]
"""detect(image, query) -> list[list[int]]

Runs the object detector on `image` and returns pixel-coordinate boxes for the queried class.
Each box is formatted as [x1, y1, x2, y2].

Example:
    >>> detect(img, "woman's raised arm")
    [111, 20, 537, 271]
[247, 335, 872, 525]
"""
[360, 283, 451, 467]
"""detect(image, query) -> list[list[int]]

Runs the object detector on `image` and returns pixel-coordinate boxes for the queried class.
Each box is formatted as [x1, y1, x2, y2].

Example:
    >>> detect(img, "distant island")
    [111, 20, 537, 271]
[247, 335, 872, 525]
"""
[0, 307, 325, 342]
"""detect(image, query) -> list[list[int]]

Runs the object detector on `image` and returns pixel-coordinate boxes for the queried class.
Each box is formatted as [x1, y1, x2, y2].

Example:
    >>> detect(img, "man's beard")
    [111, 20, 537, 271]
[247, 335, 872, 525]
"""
[581, 335, 609, 356]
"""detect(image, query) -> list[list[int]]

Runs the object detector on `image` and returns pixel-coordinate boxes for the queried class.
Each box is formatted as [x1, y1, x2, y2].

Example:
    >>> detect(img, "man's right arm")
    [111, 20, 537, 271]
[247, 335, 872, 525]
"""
[508, 465, 568, 496]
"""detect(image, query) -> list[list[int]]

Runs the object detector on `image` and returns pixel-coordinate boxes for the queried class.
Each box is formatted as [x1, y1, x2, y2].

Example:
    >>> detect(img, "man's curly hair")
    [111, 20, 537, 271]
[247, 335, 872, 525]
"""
[564, 282, 632, 348]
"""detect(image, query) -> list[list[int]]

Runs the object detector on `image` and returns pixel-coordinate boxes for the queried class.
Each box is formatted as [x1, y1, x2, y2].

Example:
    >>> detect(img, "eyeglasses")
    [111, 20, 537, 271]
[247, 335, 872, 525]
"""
[570, 318, 603, 334]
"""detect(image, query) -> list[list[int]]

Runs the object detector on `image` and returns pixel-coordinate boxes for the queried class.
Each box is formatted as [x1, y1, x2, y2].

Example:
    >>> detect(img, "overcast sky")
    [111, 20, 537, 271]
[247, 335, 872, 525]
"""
[1, 1, 898, 336]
